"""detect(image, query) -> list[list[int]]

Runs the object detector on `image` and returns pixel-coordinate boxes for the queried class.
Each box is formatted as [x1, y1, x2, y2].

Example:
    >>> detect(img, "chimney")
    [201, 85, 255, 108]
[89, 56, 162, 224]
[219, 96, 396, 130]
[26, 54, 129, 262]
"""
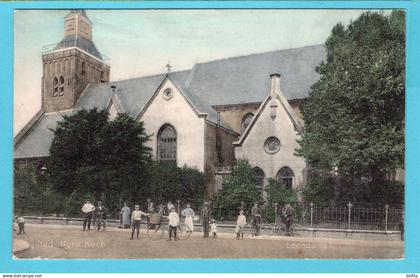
[269, 73, 281, 98]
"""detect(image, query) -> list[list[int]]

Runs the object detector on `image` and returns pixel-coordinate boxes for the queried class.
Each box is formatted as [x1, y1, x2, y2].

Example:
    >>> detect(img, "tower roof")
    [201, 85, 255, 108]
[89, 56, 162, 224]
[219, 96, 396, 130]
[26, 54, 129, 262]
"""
[66, 9, 89, 19]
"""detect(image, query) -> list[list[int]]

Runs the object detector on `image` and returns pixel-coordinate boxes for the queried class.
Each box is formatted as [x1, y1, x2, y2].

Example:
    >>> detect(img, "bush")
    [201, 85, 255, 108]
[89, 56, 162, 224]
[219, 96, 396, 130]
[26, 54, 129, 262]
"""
[213, 160, 262, 221]
[302, 174, 336, 207]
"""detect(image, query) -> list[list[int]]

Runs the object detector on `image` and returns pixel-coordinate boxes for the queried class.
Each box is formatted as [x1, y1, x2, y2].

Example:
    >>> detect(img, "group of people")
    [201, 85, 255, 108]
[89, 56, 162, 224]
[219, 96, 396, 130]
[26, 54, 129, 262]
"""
[81, 200, 107, 231]
[81, 199, 294, 240]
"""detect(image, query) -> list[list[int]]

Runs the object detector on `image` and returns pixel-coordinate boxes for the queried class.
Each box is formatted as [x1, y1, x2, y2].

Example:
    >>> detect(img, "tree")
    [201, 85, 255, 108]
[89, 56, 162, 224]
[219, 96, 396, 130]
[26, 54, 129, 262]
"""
[146, 162, 206, 208]
[47, 108, 152, 214]
[297, 11, 405, 203]
[213, 160, 261, 220]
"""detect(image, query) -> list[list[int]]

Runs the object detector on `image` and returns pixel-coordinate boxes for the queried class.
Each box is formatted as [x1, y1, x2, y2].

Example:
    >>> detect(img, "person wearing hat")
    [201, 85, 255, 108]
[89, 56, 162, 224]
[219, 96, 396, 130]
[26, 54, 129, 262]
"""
[131, 205, 148, 239]
[167, 207, 179, 241]
[81, 200, 95, 231]
[210, 219, 218, 238]
[95, 201, 107, 231]
[201, 201, 211, 238]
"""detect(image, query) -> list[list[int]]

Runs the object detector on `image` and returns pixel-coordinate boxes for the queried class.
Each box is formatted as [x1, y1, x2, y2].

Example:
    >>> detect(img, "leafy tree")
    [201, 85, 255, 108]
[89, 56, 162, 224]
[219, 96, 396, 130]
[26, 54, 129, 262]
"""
[297, 11, 405, 202]
[263, 178, 299, 222]
[146, 162, 206, 208]
[213, 160, 261, 220]
[47, 108, 152, 213]
[302, 172, 336, 207]
[13, 164, 60, 216]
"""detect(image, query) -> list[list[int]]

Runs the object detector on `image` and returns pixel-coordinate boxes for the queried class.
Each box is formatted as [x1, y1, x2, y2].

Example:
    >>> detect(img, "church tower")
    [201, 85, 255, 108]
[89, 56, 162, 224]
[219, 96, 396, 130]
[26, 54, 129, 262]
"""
[41, 10, 110, 112]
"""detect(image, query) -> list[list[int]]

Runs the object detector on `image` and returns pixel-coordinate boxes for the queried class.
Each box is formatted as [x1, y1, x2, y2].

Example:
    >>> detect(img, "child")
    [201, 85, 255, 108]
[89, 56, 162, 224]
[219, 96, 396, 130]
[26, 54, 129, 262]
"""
[131, 205, 148, 239]
[235, 210, 246, 240]
[210, 219, 217, 238]
[167, 207, 179, 241]
[16, 216, 25, 234]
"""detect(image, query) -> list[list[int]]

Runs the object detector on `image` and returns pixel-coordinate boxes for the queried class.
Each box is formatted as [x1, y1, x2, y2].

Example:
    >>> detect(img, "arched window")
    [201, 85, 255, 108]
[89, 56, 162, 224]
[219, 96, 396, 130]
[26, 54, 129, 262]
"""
[81, 61, 86, 76]
[276, 167, 294, 188]
[59, 76, 64, 96]
[53, 77, 58, 97]
[253, 167, 265, 189]
[157, 124, 177, 163]
[241, 113, 254, 134]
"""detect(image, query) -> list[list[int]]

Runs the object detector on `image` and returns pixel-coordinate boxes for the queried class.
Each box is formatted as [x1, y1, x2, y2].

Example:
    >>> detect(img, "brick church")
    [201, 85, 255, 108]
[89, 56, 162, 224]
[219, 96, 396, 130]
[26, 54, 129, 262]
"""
[14, 10, 326, 195]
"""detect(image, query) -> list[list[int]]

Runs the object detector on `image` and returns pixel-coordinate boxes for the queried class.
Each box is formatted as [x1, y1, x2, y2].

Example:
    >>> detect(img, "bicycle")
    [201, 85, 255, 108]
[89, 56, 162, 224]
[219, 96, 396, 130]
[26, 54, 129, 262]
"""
[146, 214, 191, 240]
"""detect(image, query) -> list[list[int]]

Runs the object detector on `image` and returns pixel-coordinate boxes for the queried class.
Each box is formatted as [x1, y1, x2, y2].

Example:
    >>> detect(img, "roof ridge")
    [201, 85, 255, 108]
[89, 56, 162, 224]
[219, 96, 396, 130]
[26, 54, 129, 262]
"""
[194, 44, 325, 66]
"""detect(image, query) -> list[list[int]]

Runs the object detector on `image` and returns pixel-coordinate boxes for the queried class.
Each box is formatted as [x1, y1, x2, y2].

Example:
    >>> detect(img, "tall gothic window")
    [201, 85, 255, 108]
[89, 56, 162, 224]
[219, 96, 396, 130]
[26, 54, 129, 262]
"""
[53, 77, 58, 97]
[276, 167, 294, 188]
[241, 113, 254, 134]
[59, 76, 65, 96]
[253, 167, 265, 189]
[157, 124, 177, 163]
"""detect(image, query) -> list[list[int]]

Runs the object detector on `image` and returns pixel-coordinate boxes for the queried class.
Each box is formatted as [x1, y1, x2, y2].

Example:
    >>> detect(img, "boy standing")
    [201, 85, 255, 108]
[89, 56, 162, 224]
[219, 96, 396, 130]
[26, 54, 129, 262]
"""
[236, 210, 246, 240]
[131, 205, 148, 239]
[167, 207, 179, 241]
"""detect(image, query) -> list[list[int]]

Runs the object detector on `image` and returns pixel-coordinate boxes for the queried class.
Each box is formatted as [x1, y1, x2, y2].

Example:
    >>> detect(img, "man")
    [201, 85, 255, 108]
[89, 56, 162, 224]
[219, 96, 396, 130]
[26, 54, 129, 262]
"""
[283, 203, 294, 237]
[81, 200, 95, 231]
[201, 201, 211, 238]
[131, 205, 148, 239]
[121, 202, 131, 229]
[236, 210, 246, 240]
[95, 201, 107, 231]
[181, 204, 195, 235]
[167, 207, 179, 241]
[251, 202, 262, 236]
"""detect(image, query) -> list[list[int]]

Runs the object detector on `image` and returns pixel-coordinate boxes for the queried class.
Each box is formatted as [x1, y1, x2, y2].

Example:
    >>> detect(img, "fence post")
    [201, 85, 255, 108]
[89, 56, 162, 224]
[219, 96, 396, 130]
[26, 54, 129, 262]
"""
[385, 204, 389, 231]
[310, 202, 314, 227]
[274, 202, 278, 224]
[177, 199, 180, 216]
[347, 201, 352, 229]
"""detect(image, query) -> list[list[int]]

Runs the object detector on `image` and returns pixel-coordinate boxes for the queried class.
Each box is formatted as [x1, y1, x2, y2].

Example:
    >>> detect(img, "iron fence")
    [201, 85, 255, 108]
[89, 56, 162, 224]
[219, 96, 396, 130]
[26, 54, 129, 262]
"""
[14, 197, 403, 231]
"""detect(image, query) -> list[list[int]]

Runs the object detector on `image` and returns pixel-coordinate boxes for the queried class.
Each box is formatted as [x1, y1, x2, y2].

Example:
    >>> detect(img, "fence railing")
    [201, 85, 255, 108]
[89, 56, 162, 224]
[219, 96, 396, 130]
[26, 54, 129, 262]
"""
[15, 199, 403, 232]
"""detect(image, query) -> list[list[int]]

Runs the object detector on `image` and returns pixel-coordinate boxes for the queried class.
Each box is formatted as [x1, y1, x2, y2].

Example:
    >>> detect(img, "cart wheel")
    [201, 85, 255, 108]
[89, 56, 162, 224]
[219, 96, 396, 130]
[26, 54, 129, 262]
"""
[147, 223, 164, 240]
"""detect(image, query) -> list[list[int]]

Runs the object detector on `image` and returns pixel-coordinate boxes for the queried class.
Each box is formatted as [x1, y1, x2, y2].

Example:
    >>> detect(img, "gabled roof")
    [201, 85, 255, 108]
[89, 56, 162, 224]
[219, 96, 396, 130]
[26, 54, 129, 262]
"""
[234, 94, 304, 146]
[15, 44, 325, 159]
[187, 44, 325, 105]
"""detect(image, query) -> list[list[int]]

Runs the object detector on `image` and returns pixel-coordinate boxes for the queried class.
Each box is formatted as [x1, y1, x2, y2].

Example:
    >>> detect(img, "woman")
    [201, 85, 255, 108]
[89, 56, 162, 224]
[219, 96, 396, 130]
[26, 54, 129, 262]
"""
[121, 202, 131, 229]
[181, 204, 195, 234]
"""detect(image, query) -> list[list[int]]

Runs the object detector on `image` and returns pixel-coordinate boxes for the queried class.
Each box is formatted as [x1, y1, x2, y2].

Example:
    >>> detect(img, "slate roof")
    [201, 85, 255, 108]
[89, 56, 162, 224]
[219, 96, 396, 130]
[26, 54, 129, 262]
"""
[54, 35, 102, 60]
[14, 110, 75, 158]
[187, 44, 325, 105]
[14, 44, 326, 159]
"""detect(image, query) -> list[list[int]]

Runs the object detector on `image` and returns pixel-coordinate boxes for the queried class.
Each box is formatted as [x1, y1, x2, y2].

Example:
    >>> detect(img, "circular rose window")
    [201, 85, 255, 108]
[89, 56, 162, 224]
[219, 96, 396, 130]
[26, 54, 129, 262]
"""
[162, 88, 173, 100]
[264, 137, 281, 154]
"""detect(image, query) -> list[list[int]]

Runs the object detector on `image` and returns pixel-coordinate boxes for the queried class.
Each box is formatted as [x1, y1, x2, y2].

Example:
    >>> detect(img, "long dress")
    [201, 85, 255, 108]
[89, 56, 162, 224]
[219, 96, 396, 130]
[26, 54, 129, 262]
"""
[121, 206, 131, 228]
[181, 207, 195, 232]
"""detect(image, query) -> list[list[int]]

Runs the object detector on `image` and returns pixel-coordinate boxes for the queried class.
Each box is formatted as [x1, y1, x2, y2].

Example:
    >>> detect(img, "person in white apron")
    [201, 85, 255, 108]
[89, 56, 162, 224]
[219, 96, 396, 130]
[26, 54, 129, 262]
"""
[181, 204, 195, 234]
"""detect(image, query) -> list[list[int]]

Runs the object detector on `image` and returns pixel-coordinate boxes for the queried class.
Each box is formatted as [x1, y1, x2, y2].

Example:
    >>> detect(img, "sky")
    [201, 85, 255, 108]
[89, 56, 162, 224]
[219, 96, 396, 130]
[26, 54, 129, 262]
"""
[14, 9, 372, 135]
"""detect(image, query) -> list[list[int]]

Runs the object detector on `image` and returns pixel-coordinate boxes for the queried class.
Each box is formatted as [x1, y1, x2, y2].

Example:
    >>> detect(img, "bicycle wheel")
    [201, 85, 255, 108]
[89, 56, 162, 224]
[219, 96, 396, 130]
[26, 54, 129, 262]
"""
[147, 223, 165, 240]
[177, 224, 192, 240]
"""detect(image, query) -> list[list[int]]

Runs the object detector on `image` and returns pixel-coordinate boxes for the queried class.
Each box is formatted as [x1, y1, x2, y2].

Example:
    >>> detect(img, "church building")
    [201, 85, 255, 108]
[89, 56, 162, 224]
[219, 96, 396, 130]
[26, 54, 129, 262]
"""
[14, 10, 326, 196]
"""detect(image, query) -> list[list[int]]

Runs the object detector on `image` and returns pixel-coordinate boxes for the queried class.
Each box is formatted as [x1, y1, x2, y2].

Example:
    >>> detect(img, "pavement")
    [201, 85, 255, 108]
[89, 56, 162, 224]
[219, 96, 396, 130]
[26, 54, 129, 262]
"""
[11, 223, 404, 259]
